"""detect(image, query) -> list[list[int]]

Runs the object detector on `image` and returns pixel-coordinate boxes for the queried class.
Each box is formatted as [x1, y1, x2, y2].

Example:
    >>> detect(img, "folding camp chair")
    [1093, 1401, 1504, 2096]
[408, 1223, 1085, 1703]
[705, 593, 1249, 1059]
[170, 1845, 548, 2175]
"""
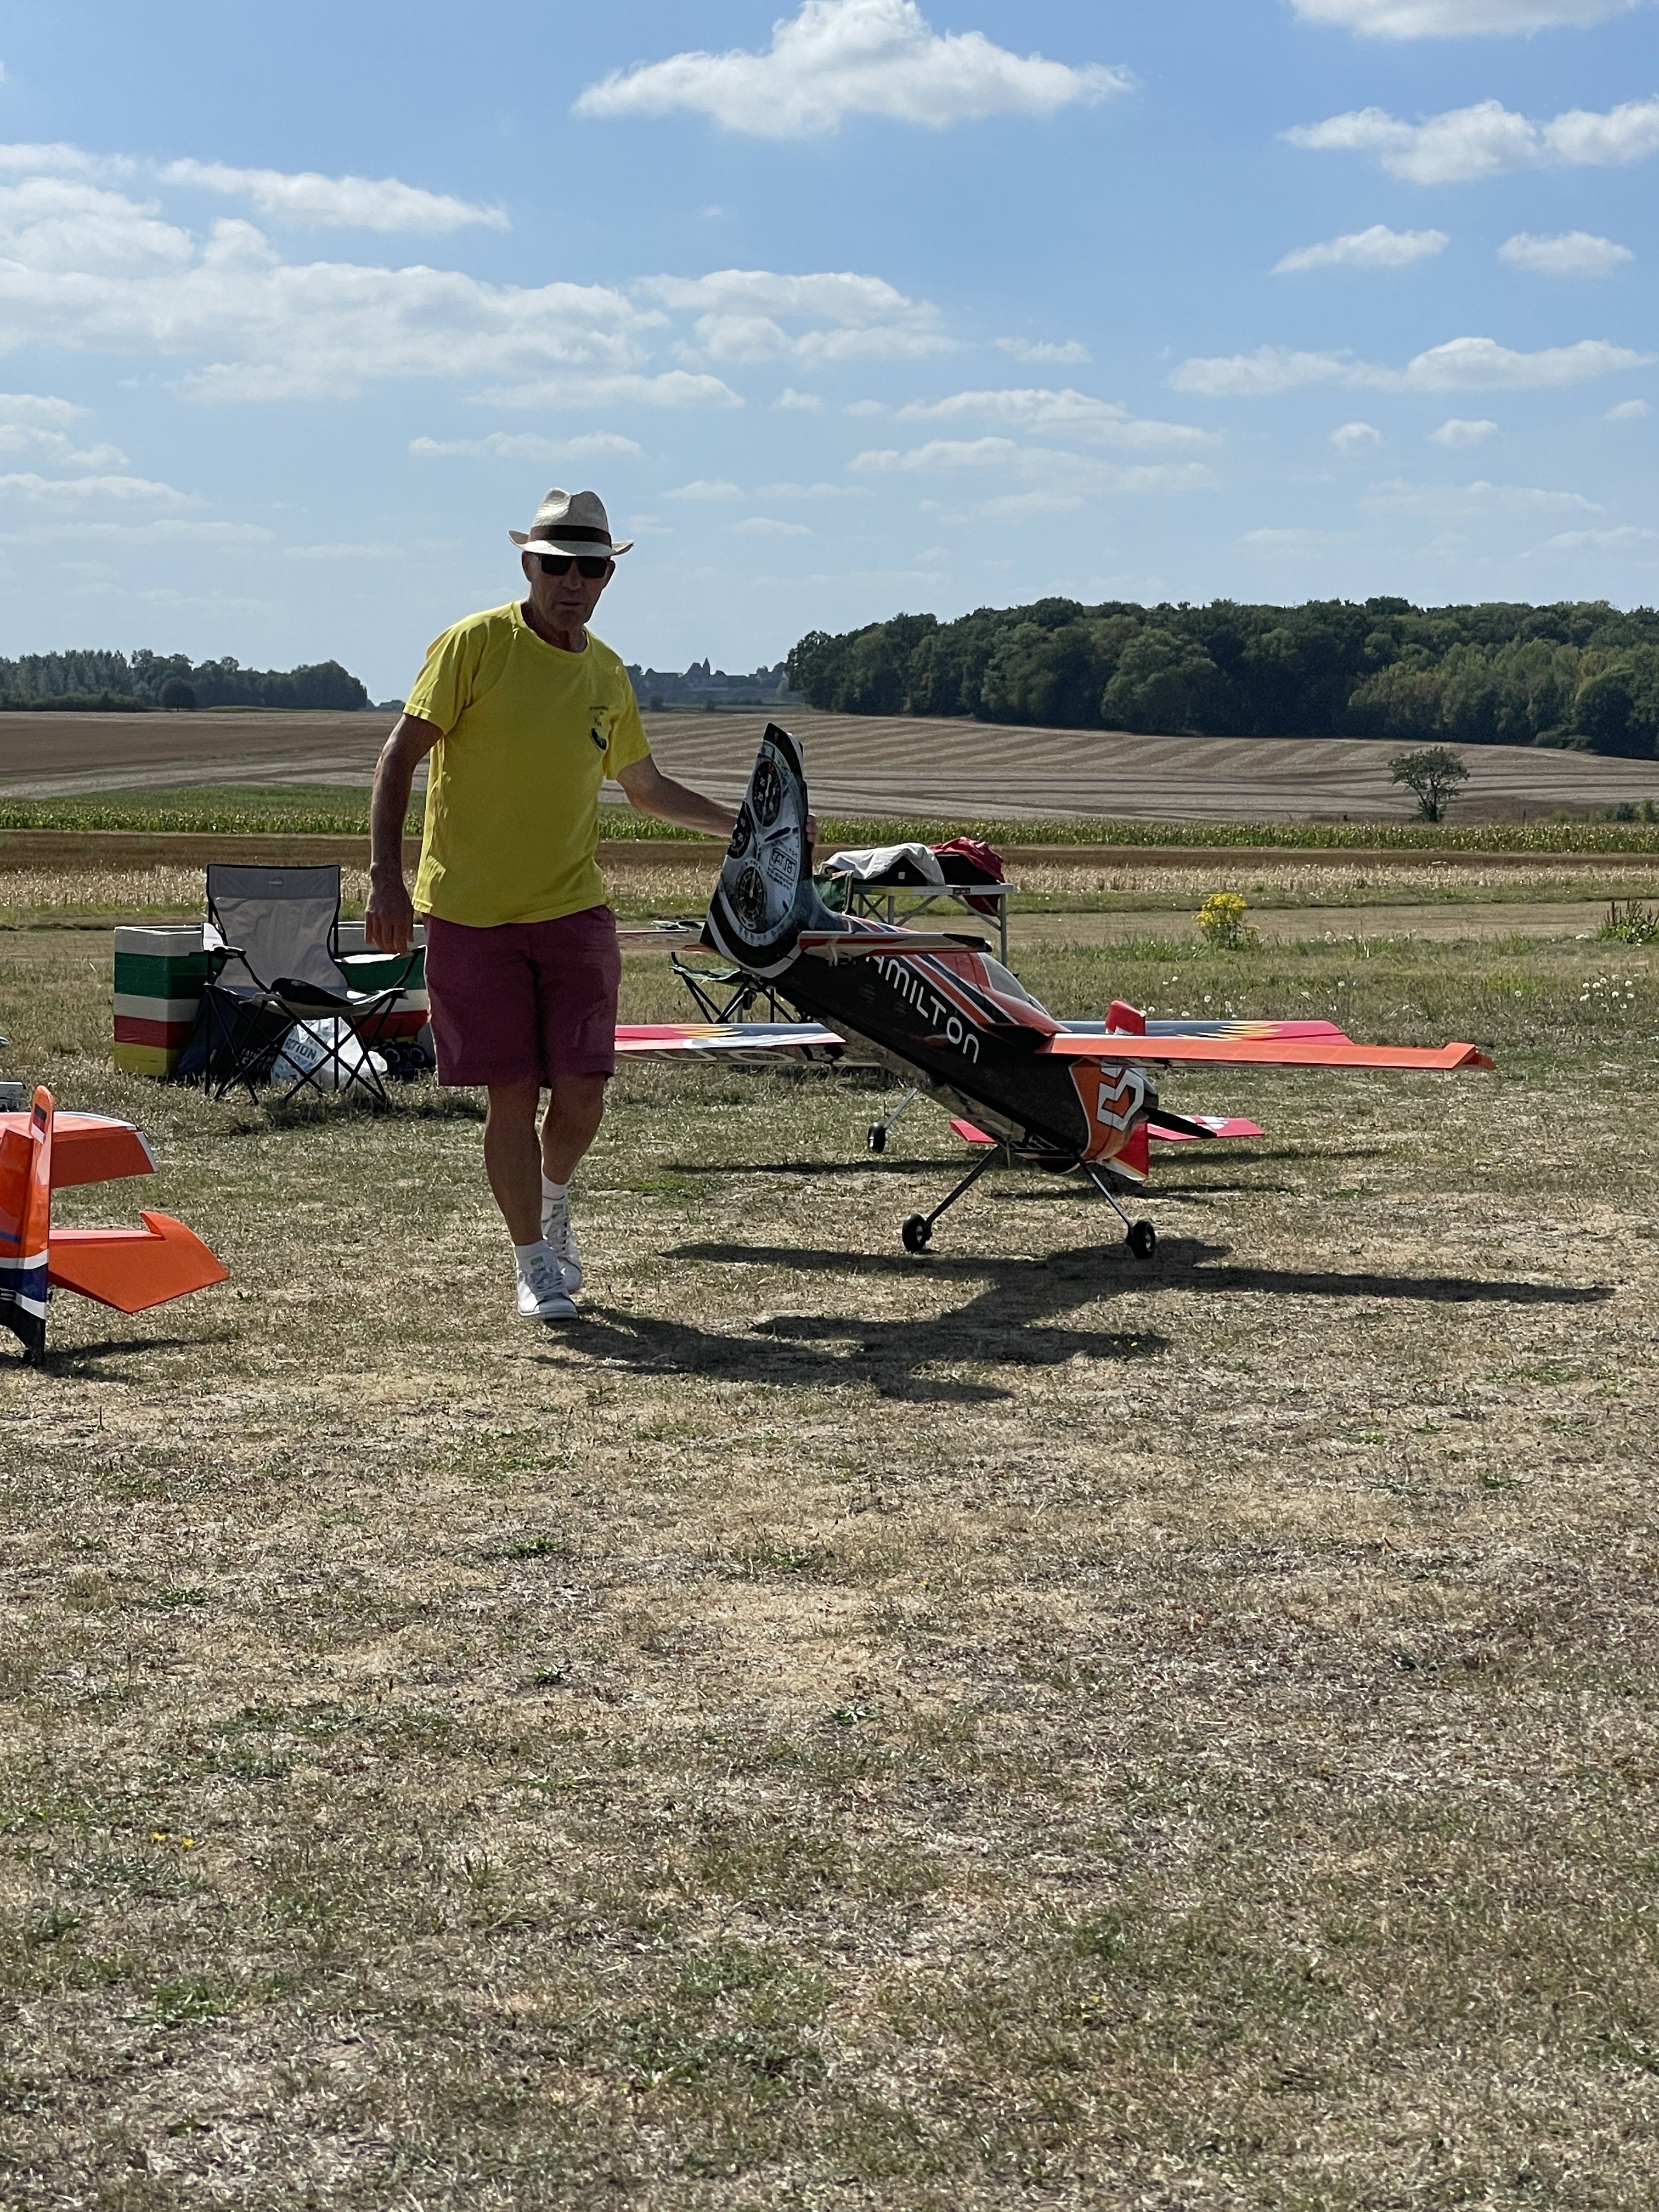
[196, 865, 419, 1107]
[670, 951, 788, 1023]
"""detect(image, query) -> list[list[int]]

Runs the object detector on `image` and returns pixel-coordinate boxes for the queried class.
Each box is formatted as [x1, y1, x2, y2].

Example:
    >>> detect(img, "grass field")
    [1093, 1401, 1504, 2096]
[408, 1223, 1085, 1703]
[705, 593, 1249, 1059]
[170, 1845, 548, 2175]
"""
[2, 884, 1657, 2209]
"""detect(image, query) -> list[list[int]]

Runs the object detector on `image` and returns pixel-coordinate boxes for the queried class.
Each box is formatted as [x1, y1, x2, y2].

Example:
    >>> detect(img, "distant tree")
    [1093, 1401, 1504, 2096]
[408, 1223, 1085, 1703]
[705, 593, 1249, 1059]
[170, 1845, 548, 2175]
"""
[786, 597, 1659, 743]
[158, 677, 197, 710]
[1390, 746, 1469, 822]
[1571, 659, 1659, 758]
[1101, 629, 1223, 734]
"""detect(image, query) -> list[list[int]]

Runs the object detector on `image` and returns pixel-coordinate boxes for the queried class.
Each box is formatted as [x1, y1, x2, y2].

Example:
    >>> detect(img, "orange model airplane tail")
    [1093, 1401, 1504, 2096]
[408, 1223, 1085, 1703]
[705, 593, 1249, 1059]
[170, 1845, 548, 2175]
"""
[0, 1086, 227, 1363]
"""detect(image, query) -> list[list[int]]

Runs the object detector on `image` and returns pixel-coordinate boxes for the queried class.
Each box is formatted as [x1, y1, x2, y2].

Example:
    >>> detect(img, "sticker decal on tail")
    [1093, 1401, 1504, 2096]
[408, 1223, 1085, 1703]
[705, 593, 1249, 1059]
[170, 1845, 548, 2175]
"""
[703, 724, 830, 979]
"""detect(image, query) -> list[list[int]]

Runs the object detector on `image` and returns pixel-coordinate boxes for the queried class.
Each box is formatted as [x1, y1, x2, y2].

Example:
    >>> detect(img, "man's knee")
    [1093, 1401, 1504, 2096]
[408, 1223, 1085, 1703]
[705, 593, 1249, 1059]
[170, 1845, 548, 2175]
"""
[546, 1074, 608, 1126]
[484, 1079, 543, 1130]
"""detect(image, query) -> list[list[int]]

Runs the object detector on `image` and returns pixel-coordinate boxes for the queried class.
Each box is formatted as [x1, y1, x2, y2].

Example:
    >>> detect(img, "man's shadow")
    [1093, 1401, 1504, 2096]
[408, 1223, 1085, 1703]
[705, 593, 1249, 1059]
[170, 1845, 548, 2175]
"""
[531, 1238, 1610, 1406]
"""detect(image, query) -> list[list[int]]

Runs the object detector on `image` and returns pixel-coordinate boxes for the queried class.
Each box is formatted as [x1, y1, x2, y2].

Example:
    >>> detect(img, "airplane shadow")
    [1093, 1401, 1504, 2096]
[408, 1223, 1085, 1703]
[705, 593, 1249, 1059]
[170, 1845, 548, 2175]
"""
[534, 1243, 1171, 1404]
[11, 1330, 224, 1381]
[680, 1238, 1615, 1311]
[528, 1235, 1608, 1406]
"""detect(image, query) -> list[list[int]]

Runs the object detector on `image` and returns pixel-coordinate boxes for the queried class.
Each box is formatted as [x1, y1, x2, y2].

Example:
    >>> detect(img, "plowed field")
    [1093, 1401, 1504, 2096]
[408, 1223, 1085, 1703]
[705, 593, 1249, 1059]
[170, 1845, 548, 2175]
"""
[5, 706, 1659, 822]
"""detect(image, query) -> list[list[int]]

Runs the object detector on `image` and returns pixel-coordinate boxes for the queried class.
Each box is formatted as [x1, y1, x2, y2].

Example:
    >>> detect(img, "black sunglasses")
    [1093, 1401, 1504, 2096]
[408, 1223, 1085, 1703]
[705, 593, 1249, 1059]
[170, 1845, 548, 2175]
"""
[538, 552, 611, 580]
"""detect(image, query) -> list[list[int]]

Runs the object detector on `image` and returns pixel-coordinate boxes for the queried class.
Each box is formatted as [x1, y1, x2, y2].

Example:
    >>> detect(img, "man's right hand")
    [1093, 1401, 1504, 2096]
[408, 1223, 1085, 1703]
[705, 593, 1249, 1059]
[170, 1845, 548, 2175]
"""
[365, 874, 415, 953]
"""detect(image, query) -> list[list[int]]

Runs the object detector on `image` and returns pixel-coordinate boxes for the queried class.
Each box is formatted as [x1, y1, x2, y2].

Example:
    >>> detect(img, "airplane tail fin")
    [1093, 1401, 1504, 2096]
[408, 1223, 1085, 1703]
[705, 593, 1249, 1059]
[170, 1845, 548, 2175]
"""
[49, 1214, 228, 1312]
[703, 724, 834, 980]
[1114, 1120, 1151, 1183]
[0, 1088, 56, 1361]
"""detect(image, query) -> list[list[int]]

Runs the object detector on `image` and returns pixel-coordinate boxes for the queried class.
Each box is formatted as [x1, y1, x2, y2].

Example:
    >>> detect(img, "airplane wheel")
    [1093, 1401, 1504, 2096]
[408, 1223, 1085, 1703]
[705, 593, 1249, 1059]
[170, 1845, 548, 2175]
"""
[1128, 1220, 1157, 1261]
[867, 1123, 887, 1153]
[901, 1214, 933, 1254]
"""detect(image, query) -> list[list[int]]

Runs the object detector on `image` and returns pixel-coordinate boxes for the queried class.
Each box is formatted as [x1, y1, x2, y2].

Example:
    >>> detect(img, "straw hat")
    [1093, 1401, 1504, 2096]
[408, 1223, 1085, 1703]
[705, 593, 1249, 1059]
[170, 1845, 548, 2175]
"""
[509, 487, 632, 559]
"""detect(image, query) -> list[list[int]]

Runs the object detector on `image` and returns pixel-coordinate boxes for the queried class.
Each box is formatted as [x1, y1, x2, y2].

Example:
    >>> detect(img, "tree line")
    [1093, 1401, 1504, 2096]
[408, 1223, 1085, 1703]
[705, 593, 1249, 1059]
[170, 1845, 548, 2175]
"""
[0, 648, 370, 712]
[786, 597, 1659, 757]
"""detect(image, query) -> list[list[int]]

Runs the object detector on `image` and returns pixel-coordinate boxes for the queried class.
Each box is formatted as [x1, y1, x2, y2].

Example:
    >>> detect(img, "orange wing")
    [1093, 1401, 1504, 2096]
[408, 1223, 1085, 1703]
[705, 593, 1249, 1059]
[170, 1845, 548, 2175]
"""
[1042, 1035, 1494, 1072]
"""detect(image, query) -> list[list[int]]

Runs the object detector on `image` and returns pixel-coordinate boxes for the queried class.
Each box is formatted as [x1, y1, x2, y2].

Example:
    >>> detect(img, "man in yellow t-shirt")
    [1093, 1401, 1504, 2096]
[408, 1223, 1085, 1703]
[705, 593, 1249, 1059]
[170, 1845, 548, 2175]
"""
[365, 487, 741, 1325]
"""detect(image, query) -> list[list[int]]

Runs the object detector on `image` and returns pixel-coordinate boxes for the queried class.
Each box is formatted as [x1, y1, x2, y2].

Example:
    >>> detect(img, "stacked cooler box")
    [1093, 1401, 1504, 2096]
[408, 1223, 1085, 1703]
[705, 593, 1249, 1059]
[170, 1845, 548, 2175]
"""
[112, 927, 216, 1078]
[112, 922, 429, 1076]
[334, 921, 430, 1044]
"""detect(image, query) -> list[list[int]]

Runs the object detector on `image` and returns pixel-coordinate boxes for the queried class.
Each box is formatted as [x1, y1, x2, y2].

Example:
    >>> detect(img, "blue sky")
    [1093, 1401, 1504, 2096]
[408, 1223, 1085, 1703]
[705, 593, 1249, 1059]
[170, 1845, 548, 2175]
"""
[1, 0, 1654, 697]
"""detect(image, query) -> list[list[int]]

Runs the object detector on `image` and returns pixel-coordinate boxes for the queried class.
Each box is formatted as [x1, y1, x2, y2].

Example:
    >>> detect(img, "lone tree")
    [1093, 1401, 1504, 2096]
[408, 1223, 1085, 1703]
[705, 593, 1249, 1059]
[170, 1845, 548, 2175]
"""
[1390, 744, 1469, 823]
[158, 677, 197, 710]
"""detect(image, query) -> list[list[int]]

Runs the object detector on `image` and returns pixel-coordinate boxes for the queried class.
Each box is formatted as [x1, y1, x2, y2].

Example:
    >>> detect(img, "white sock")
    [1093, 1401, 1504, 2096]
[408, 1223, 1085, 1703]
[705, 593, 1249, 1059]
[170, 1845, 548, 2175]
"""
[541, 1176, 569, 1204]
[514, 1238, 552, 1268]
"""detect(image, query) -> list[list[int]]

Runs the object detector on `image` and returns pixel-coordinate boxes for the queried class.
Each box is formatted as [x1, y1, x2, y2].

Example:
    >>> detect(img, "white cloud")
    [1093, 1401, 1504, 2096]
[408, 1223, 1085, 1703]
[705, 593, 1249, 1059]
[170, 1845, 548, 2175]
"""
[157, 159, 506, 233]
[774, 388, 822, 411]
[1286, 0, 1640, 32]
[1526, 524, 1659, 553]
[0, 152, 780, 408]
[893, 386, 1217, 449]
[1607, 397, 1651, 419]
[844, 399, 886, 416]
[1273, 224, 1448, 273]
[996, 336, 1091, 364]
[0, 389, 87, 426]
[664, 478, 744, 500]
[1170, 346, 1353, 397]
[851, 437, 1216, 493]
[1430, 416, 1499, 444]
[643, 267, 955, 367]
[0, 181, 672, 399]
[1330, 421, 1382, 450]
[0, 422, 126, 469]
[1171, 335, 1652, 395]
[1393, 335, 1651, 388]
[1499, 230, 1634, 276]
[758, 479, 866, 496]
[572, 0, 1132, 138]
[0, 175, 194, 272]
[0, 142, 127, 178]
[0, 515, 272, 548]
[1242, 527, 1357, 551]
[0, 470, 195, 507]
[685, 313, 955, 364]
[409, 431, 643, 460]
[734, 515, 814, 536]
[642, 268, 926, 323]
[473, 372, 742, 413]
[1363, 477, 1602, 515]
[1285, 94, 1659, 184]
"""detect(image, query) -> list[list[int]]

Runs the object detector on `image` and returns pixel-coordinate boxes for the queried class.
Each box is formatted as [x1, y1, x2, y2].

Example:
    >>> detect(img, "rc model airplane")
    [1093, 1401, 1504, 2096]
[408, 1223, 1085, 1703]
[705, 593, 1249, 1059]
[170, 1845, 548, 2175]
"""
[617, 726, 1494, 1257]
[0, 1087, 228, 1362]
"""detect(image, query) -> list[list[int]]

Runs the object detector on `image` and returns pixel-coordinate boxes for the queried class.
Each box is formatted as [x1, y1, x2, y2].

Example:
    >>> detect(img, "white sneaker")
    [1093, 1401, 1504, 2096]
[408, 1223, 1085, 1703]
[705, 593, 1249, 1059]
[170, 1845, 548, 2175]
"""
[516, 1242, 578, 1322]
[541, 1189, 583, 1291]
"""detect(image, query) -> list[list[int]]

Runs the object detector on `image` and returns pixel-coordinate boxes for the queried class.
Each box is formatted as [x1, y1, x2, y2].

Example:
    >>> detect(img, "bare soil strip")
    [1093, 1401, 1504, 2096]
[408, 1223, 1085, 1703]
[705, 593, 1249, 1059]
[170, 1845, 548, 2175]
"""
[7, 706, 1659, 821]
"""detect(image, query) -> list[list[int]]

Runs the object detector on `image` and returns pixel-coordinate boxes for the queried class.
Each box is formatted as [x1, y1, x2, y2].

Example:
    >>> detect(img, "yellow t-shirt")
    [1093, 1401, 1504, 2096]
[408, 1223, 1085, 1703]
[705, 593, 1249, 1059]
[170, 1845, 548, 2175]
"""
[406, 600, 651, 927]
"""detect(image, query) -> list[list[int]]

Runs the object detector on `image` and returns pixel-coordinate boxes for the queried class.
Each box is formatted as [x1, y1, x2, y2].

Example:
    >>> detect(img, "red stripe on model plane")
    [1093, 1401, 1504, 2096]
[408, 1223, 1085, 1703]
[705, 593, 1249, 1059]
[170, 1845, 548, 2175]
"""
[1042, 1036, 1494, 1071]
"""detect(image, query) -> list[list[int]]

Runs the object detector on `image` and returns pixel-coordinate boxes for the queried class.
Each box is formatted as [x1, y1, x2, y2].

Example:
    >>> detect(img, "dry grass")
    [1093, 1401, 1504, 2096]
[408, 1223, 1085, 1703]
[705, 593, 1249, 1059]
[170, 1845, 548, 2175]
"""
[1, 912, 1657, 2209]
[11, 854, 1659, 933]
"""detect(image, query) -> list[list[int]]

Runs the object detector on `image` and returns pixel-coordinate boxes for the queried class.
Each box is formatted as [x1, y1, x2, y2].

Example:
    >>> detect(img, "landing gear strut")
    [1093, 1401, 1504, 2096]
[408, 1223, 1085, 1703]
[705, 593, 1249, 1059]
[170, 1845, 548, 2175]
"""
[1086, 1164, 1157, 1261]
[898, 1144, 998, 1254]
[867, 1085, 921, 1154]
[896, 1148, 1159, 1259]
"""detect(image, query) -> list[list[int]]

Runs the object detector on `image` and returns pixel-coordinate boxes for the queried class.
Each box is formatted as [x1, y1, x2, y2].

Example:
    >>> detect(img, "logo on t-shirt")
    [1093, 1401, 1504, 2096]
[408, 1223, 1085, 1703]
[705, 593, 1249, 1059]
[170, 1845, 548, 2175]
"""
[590, 724, 606, 751]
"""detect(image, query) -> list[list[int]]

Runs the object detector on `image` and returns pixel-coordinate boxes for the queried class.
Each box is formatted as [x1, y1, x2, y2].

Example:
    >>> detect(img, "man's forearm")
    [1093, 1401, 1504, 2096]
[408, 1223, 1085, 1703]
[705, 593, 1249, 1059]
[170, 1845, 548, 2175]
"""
[627, 772, 737, 839]
[369, 741, 417, 881]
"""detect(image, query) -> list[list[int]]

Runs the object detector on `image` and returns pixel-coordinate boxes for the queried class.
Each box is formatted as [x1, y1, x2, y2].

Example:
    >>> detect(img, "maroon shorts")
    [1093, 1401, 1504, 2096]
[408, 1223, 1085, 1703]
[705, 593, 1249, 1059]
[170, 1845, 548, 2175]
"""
[422, 907, 621, 1087]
